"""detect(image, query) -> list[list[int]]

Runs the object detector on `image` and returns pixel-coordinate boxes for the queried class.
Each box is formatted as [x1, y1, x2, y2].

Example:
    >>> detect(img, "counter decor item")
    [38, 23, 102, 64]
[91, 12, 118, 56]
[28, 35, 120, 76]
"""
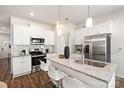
[64, 32, 70, 59]
[58, 54, 64, 59]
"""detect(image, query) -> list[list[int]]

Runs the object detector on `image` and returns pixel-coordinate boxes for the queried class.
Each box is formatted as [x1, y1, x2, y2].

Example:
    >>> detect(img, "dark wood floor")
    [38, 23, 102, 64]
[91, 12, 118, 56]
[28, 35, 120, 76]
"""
[0, 59, 56, 88]
[0, 59, 124, 88]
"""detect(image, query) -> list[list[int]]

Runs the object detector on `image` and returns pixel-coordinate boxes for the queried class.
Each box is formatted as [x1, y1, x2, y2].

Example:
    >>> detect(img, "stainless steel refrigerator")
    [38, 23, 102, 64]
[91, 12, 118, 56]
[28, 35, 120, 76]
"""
[83, 33, 111, 62]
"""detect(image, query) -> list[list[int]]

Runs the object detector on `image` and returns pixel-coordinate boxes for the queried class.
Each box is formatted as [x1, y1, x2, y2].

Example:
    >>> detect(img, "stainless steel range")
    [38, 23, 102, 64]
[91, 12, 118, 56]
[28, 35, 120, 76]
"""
[29, 49, 46, 72]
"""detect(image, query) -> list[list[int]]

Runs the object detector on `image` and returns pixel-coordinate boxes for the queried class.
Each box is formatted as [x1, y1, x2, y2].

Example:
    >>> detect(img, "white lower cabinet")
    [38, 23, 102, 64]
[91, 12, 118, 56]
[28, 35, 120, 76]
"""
[12, 55, 31, 78]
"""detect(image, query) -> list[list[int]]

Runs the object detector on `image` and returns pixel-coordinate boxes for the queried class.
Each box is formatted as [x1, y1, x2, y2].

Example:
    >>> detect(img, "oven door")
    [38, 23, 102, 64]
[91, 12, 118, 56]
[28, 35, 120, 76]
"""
[32, 57, 40, 66]
[32, 55, 46, 67]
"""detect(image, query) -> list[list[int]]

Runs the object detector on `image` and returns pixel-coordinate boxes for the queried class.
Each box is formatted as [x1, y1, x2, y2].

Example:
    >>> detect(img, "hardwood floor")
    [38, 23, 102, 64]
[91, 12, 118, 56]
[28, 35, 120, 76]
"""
[0, 58, 124, 88]
[115, 77, 124, 88]
[0, 59, 56, 88]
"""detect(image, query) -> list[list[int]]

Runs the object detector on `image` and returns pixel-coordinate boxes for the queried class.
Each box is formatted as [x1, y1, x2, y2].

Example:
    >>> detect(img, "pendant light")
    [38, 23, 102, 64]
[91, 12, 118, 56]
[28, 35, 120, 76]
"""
[86, 5, 93, 27]
[57, 5, 61, 35]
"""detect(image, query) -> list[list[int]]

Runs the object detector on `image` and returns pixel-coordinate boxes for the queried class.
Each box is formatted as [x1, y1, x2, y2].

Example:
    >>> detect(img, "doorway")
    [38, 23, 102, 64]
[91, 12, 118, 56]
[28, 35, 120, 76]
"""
[0, 40, 11, 59]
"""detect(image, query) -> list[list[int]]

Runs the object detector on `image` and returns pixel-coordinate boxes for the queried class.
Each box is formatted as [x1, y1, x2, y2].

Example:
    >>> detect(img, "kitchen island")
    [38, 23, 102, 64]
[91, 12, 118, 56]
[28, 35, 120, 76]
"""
[46, 54, 117, 88]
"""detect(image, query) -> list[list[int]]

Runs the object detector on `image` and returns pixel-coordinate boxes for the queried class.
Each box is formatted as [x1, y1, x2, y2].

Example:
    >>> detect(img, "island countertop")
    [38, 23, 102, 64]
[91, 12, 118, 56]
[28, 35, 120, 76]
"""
[46, 55, 117, 83]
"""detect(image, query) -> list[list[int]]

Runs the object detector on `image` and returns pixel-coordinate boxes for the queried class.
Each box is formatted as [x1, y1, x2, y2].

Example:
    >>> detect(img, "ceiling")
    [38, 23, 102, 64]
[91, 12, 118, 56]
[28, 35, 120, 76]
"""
[0, 5, 124, 32]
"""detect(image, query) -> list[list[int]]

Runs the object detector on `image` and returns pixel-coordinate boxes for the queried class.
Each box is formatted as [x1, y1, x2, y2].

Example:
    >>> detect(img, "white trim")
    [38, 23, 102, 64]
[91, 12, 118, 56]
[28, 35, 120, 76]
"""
[13, 71, 31, 78]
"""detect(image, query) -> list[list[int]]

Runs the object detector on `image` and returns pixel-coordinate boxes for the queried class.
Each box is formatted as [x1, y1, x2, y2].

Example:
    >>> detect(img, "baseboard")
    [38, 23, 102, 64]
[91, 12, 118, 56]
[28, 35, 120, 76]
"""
[13, 71, 31, 78]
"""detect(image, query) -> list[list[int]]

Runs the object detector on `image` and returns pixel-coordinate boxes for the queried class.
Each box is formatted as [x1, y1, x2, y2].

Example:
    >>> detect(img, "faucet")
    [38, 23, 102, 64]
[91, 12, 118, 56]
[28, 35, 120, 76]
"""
[81, 45, 85, 64]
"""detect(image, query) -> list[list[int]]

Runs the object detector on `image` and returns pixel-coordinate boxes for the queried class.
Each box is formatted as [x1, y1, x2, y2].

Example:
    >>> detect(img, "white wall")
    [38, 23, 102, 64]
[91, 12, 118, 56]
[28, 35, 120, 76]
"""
[0, 33, 10, 41]
[110, 10, 124, 78]
[54, 23, 76, 54]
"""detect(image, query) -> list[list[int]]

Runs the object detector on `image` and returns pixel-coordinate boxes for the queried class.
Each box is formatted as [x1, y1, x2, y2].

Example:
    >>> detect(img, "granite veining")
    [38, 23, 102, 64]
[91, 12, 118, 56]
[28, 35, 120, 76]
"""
[12, 54, 31, 57]
[46, 55, 117, 82]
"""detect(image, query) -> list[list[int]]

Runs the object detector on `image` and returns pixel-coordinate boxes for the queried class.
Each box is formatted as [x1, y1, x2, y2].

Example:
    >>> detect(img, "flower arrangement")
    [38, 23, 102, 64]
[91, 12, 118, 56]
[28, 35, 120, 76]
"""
[64, 31, 70, 46]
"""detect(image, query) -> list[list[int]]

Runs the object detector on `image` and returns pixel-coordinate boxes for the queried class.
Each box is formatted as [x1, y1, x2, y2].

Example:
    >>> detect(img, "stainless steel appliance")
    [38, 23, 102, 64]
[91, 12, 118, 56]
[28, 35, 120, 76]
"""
[29, 49, 46, 72]
[30, 37, 45, 45]
[83, 33, 111, 62]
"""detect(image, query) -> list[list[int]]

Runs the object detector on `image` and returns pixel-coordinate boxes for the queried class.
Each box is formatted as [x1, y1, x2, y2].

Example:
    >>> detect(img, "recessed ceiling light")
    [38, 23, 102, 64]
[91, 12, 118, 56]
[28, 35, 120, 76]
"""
[29, 12, 35, 16]
[1, 27, 6, 30]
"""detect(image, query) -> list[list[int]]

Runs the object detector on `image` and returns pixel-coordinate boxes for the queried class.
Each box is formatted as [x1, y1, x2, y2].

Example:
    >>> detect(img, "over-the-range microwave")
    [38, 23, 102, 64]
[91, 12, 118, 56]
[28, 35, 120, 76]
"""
[30, 37, 45, 45]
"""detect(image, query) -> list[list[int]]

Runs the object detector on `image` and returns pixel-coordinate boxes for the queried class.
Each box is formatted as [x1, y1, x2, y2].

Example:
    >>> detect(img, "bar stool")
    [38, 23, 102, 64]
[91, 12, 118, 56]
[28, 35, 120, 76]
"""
[62, 73, 89, 88]
[48, 66, 63, 88]
[39, 59, 48, 72]
[39, 59, 48, 85]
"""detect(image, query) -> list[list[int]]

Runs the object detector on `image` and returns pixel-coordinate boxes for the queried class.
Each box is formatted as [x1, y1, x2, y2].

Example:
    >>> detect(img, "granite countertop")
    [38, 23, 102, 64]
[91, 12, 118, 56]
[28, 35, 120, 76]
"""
[12, 54, 31, 57]
[46, 55, 117, 83]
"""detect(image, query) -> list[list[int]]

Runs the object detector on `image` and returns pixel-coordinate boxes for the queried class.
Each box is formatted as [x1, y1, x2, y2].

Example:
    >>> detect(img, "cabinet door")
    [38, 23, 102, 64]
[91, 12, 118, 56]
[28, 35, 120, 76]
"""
[74, 29, 84, 45]
[85, 21, 112, 36]
[22, 56, 31, 73]
[85, 26, 96, 36]
[13, 57, 22, 75]
[13, 24, 30, 45]
[30, 25, 45, 38]
[13, 56, 31, 76]
[45, 30, 54, 45]
[98, 22, 111, 34]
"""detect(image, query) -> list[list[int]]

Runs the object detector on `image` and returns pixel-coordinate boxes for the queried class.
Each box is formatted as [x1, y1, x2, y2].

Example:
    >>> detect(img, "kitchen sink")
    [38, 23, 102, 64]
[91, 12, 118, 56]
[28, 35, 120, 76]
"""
[74, 59, 107, 68]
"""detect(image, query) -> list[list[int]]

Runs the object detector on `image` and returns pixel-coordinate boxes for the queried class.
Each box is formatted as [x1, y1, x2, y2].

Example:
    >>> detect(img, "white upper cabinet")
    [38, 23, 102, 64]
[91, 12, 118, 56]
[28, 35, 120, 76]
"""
[30, 25, 54, 45]
[44, 30, 54, 45]
[13, 24, 30, 45]
[30, 25, 45, 38]
[85, 21, 113, 36]
[74, 28, 84, 45]
[12, 24, 54, 45]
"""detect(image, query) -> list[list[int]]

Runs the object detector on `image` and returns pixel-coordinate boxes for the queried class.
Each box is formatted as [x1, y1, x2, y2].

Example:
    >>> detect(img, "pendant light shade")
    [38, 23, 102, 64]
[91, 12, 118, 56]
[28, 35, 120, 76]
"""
[86, 5, 93, 28]
[57, 28, 61, 35]
[86, 17, 93, 27]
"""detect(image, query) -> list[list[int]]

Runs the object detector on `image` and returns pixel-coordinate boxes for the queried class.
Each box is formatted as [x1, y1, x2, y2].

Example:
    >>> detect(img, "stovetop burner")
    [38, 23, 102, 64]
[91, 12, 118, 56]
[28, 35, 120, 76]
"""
[29, 51, 44, 55]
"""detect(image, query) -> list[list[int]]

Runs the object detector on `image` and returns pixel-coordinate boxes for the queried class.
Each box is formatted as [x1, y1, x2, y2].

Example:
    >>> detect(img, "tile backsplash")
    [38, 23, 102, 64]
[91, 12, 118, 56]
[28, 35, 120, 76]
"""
[43, 45, 55, 53]
[11, 45, 55, 56]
